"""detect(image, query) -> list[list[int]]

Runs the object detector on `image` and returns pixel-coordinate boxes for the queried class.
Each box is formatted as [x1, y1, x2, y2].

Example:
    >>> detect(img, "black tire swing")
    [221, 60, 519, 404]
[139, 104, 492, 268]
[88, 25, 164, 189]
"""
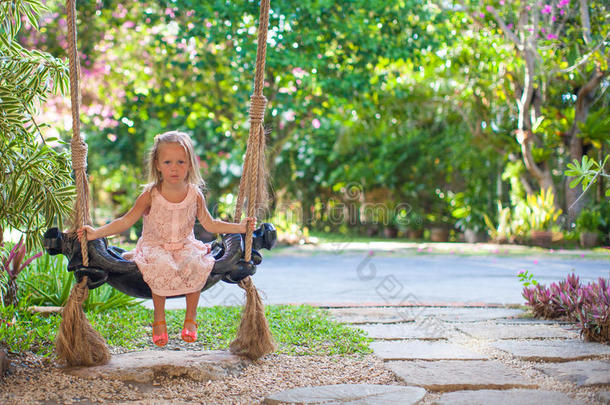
[51, 0, 277, 367]
[43, 224, 277, 299]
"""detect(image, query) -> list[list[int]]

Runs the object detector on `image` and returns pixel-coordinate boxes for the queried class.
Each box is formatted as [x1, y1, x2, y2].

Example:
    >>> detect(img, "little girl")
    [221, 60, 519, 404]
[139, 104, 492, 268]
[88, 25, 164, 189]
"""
[78, 131, 254, 347]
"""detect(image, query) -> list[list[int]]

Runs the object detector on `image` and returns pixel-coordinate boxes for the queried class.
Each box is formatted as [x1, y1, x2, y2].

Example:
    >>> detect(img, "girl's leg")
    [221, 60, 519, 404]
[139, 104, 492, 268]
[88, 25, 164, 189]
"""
[152, 292, 167, 335]
[184, 291, 201, 332]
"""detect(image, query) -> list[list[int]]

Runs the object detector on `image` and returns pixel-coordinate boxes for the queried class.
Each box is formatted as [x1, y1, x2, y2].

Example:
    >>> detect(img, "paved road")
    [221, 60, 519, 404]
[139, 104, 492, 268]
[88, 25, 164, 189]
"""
[156, 251, 609, 309]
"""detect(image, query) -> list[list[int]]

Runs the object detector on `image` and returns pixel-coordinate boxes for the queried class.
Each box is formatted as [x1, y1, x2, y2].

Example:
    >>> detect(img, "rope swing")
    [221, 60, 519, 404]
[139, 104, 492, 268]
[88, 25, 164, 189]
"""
[228, 0, 276, 360]
[56, 0, 275, 366]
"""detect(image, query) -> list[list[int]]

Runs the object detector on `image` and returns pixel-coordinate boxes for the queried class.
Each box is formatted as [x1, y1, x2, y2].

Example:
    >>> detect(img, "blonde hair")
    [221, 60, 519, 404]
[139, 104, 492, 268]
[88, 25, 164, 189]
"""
[147, 131, 205, 188]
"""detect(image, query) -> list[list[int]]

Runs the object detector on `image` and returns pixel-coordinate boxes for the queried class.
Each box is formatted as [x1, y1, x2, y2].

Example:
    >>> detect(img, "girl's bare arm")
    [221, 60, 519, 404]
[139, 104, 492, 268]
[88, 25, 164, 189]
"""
[196, 192, 253, 234]
[78, 191, 152, 240]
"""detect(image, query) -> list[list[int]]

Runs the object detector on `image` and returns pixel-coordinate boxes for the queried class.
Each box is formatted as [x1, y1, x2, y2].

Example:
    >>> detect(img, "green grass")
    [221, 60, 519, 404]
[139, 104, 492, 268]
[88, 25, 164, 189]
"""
[0, 304, 371, 358]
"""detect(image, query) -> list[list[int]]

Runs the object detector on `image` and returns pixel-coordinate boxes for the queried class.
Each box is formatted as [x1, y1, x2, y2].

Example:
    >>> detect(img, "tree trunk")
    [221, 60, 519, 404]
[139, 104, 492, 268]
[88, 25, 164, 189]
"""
[564, 69, 606, 222]
[516, 46, 558, 202]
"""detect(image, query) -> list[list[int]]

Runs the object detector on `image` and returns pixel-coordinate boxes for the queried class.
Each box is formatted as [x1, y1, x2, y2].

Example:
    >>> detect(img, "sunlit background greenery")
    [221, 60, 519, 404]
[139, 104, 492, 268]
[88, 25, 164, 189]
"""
[2, 0, 609, 248]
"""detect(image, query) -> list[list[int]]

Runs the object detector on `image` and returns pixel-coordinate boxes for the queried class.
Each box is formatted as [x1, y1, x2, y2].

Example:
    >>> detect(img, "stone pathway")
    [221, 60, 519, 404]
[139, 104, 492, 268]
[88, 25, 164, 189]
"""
[264, 305, 610, 404]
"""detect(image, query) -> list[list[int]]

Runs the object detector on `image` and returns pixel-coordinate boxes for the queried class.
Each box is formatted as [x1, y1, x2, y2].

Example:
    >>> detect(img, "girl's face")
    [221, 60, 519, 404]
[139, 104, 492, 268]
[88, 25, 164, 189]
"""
[156, 142, 190, 185]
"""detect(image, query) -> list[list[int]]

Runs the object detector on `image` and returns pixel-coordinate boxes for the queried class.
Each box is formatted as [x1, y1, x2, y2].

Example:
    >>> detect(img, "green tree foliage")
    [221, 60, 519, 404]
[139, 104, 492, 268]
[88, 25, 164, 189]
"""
[21, 0, 607, 237]
[0, 0, 74, 249]
[465, 0, 609, 216]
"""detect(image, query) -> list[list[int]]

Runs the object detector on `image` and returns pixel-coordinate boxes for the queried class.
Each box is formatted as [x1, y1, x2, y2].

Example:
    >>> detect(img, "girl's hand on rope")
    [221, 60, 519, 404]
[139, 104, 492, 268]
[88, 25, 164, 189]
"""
[77, 225, 98, 241]
[240, 217, 256, 233]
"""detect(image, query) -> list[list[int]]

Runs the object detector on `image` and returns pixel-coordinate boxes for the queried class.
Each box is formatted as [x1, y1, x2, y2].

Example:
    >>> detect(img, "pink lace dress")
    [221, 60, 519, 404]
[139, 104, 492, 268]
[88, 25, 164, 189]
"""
[123, 184, 215, 297]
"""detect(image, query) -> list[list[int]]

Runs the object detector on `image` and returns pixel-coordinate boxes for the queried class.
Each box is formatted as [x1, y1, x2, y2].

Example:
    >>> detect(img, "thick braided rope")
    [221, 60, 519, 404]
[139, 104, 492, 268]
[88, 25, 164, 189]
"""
[56, 0, 109, 368]
[234, 0, 270, 262]
[252, 0, 270, 96]
[227, 0, 276, 360]
[234, 138, 252, 221]
[244, 124, 262, 261]
[234, 96, 266, 222]
[67, 0, 90, 266]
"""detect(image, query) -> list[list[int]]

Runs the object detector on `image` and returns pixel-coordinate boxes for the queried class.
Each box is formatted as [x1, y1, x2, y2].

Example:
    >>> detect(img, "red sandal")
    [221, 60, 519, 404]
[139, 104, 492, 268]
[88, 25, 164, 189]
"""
[152, 320, 168, 347]
[181, 318, 198, 343]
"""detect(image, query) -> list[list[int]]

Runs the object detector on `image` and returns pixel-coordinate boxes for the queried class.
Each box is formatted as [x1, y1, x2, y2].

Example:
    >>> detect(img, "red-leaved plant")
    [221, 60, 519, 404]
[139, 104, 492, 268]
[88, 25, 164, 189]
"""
[522, 273, 610, 343]
[1, 238, 43, 307]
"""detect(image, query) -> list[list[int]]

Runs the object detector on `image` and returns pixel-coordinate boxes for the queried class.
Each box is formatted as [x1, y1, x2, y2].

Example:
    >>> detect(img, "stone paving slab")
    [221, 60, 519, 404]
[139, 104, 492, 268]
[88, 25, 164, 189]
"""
[454, 322, 579, 340]
[327, 306, 525, 324]
[357, 323, 452, 340]
[387, 360, 536, 392]
[65, 350, 247, 383]
[431, 389, 584, 405]
[492, 339, 610, 362]
[533, 360, 610, 386]
[597, 391, 610, 404]
[263, 384, 426, 405]
[494, 318, 575, 326]
[370, 341, 487, 361]
[327, 307, 416, 324]
[420, 307, 525, 322]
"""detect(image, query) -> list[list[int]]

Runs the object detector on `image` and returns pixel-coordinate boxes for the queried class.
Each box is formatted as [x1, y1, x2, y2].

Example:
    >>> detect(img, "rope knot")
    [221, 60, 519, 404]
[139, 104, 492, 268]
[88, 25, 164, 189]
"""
[249, 95, 267, 125]
[71, 138, 88, 171]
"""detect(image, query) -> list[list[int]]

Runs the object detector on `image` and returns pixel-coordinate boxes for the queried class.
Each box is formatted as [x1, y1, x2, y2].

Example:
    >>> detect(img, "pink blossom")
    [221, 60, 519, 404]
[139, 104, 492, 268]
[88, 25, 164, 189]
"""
[107, 134, 117, 142]
[541, 27, 546, 33]
[546, 33, 558, 39]
[541, 4, 552, 14]
[507, 23, 513, 29]
[560, 9, 565, 15]
[312, 118, 321, 129]
[292, 67, 306, 78]
[552, 16, 557, 22]
[479, 12, 485, 18]
[558, 0, 569, 8]
[186, 10, 195, 17]
[284, 111, 296, 121]
[278, 86, 296, 94]
[499, 0, 505, 4]
[485, 5, 493, 12]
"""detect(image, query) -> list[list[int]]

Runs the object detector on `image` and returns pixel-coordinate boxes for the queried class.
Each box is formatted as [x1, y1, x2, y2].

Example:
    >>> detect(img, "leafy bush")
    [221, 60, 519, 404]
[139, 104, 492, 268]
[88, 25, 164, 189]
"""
[524, 188, 562, 232]
[522, 273, 609, 343]
[0, 0, 75, 250]
[1, 240, 42, 307]
[18, 253, 141, 312]
[575, 209, 602, 234]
